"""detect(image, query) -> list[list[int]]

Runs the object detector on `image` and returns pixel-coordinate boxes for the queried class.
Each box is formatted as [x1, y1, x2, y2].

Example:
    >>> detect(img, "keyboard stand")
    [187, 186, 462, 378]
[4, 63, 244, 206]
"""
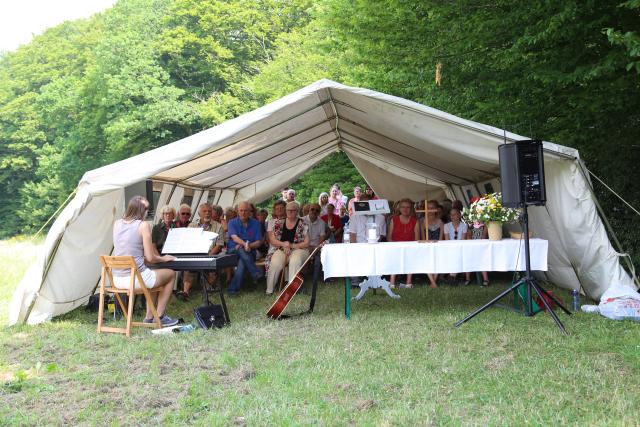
[197, 270, 230, 325]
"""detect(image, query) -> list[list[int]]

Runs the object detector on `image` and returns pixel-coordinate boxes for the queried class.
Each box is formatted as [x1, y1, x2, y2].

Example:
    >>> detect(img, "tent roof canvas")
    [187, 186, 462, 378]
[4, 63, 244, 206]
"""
[10, 79, 634, 325]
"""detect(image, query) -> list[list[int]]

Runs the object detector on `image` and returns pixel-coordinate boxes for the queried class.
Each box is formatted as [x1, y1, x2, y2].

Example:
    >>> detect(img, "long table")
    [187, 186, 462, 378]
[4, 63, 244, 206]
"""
[320, 239, 548, 318]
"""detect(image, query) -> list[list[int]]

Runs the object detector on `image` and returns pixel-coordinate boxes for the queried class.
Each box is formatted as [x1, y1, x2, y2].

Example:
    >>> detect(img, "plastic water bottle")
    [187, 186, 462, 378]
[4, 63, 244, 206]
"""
[571, 290, 580, 312]
[343, 223, 350, 244]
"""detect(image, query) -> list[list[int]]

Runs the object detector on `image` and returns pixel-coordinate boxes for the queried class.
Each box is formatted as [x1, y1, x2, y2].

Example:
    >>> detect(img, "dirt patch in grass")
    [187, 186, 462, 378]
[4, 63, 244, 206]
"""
[220, 367, 256, 385]
[485, 352, 514, 373]
[355, 398, 375, 410]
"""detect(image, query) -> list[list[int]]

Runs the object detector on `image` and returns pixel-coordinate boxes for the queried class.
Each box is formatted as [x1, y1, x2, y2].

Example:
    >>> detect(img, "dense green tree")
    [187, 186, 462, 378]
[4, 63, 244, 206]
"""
[1, 0, 639, 273]
[0, 0, 311, 236]
[0, 19, 100, 235]
[159, 0, 313, 121]
[252, 0, 640, 265]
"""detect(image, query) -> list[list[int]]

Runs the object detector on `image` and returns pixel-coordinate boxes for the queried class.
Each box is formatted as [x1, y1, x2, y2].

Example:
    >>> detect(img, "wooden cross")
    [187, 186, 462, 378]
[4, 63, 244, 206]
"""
[415, 193, 439, 242]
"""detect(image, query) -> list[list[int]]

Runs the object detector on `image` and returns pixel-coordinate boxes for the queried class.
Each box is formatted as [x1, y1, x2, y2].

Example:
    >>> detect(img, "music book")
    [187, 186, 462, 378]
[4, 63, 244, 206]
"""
[162, 228, 219, 254]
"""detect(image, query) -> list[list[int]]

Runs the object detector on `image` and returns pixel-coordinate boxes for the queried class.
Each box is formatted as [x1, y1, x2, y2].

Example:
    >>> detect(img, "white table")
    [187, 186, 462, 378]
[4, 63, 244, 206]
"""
[320, 239, 548, 318]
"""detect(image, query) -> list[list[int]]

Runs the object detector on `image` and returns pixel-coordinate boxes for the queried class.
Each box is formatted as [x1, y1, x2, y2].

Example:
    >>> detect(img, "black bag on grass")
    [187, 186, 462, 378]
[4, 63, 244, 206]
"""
[194, 305, 225, 329]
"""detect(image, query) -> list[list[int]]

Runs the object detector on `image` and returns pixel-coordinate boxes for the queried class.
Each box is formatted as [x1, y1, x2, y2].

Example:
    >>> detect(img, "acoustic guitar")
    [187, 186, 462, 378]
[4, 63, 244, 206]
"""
[266, 244, 323, 319]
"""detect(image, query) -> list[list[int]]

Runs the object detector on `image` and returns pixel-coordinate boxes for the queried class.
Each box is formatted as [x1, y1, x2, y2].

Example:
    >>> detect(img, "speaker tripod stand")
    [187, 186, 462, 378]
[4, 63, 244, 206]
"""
[454, 205, 571, 334]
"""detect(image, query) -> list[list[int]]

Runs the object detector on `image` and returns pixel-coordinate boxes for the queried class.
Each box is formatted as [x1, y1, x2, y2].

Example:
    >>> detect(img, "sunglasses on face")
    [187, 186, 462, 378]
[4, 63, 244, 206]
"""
[180, 212, 191, 216]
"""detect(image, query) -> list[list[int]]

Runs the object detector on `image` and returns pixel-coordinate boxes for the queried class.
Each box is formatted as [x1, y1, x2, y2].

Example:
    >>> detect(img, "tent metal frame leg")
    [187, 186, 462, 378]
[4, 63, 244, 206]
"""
[454, 205, 571, 334]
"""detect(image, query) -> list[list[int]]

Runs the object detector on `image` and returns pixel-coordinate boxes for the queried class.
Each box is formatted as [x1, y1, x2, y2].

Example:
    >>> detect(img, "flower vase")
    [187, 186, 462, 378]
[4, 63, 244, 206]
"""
[487, 221, 503, 241]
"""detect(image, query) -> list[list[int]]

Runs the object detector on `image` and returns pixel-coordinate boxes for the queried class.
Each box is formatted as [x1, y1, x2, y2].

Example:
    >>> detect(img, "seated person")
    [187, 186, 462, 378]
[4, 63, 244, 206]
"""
[441, 198, 453, 223]
[339, 205, 349, 228]
[388, 198, 419, 289]
[265, 202, 310, 295]
[180, 203, 225, 299]
[112, 196, 178, 326]
[256, 208, 269, 259]
[227, 201, 264, 295]
[303, 203, 329, 293]
[174, 204, 192, 228]
[151, 205, 176, 253]
[321, 202, 343, 243]
[364, 185, 378, 200]
[420, 200, 444, 288]
[221, 206, 238, 283]
[318, 192, 330, 215]
[211, 204, 223, 223]
[444, 208, 471, 285]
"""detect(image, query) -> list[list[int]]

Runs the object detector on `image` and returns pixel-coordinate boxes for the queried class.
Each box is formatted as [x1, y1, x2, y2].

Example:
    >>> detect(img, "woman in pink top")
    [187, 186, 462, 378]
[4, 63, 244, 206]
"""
[347, 186, 362, 216]
[328, 184, 346, 211]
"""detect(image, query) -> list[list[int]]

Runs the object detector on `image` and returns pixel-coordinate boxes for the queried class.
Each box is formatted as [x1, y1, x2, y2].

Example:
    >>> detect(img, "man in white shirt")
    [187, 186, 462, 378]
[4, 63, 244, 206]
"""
[349, 212, 386, 243]
[303, 203, 328, 293]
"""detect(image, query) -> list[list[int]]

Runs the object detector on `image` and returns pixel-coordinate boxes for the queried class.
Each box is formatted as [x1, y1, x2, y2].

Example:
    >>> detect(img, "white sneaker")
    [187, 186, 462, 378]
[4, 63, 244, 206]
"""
[399, 283, 413, 289]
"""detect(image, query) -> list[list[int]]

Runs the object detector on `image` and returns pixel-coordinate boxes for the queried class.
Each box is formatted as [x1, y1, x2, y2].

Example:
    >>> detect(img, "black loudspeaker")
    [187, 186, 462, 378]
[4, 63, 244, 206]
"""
[498, 140, 546, 207]
[194, 304, 226, 329]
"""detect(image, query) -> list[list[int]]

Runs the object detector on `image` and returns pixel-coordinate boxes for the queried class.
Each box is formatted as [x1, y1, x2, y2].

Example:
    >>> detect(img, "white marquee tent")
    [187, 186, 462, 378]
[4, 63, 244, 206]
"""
[9, 79, 636, 325]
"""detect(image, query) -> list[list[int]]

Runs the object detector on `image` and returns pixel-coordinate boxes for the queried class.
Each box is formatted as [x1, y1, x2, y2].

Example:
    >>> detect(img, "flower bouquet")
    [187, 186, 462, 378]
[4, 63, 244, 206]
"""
[463, 193, 520, 240]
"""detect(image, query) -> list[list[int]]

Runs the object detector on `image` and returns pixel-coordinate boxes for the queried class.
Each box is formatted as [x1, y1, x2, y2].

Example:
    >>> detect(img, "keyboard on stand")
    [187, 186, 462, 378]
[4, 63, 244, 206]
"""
[154, 253, 238, 271]
[150, 253, 238, 325]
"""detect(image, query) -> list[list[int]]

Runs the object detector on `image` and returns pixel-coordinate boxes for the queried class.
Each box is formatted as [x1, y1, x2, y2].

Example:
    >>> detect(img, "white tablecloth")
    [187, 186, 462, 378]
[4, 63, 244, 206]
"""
[321, 239, 548, 278]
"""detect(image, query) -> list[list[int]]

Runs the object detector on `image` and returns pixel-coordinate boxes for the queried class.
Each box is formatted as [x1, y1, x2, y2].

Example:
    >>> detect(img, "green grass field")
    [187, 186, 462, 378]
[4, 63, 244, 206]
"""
[1, 238, 639, 426]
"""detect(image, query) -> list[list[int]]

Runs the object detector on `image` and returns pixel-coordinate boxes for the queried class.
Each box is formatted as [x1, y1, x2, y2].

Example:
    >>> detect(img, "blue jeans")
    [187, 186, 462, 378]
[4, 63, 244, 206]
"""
[227, 247, 260, 293]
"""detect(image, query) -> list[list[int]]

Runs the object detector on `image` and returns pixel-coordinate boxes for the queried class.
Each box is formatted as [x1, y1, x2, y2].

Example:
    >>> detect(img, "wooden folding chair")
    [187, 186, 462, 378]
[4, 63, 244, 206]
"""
[97, 255, 162, 337]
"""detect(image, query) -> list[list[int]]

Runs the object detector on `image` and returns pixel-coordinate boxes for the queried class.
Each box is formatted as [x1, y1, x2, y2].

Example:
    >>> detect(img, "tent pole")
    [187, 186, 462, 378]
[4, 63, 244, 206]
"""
[473, 183, 483, 201]
[195, 189, 205, 207]
[166, 183, 177, 205]
[326, 88, 343, 143]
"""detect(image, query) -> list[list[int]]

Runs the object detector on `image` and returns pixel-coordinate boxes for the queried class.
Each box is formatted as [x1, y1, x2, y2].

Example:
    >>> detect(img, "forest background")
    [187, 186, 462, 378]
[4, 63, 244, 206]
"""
[1, 0, 639, 266]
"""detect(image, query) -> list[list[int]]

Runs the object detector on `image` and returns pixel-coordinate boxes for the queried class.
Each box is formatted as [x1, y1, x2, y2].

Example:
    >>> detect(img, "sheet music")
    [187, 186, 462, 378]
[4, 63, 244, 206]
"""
[162, 228, 218, 254]
[202, 230, 219, 240]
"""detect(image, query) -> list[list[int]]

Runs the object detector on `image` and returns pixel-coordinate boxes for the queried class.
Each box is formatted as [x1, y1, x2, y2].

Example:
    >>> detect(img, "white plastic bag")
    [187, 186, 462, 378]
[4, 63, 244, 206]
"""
[598, 299, 640, 322]
[591, 282, 640, 322]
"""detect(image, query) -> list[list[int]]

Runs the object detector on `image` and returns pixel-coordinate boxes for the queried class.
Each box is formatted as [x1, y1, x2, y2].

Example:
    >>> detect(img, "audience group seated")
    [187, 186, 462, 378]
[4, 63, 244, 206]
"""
[148, 183, 492, 301]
